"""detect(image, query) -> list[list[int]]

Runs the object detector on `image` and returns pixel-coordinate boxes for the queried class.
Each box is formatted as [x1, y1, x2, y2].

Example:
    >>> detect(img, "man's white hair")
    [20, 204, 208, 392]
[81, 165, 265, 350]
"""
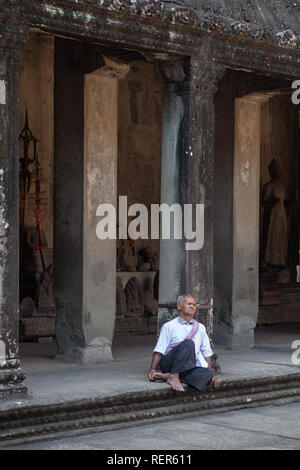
[177, 294, 196, 307]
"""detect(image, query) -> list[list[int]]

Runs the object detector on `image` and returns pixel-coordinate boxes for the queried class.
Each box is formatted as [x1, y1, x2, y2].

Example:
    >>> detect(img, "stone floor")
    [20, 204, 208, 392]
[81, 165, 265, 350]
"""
[1, 323, 300, 411]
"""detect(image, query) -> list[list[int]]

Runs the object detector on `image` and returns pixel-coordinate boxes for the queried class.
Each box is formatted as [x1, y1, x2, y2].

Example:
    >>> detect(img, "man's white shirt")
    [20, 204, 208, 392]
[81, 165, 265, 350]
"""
[153, 316, 213, 368]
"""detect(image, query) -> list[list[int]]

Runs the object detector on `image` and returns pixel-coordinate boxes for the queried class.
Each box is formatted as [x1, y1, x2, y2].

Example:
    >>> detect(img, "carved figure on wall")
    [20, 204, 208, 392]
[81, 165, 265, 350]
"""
[117, 247, 127, 272]
[35, 264, 55, 311]
[261, 159, 288, 268]
[25, 226, 48, 250]
[124, 276, 144, 317]
[117, 239, 136, 271]
[138, 247, 159, 271]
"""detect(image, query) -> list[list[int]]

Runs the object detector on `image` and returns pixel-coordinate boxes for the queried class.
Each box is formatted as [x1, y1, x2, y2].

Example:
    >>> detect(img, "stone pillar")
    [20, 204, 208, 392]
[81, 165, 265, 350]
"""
[82, 74, 117, 362]
[158, 62, 186, 330]
[214, 95, 262, 348]
[0, 24, 28, 396]
[54, 39, 121, 363]
[182, 59, 225, 339]
[54, 38, 85, 361]
[158, 59, 224, 351]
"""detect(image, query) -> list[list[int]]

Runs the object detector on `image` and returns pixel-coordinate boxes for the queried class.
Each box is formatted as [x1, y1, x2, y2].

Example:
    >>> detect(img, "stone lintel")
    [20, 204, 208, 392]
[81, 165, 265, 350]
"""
[0, 18, 29, 51]
[6, 0, 300, 78]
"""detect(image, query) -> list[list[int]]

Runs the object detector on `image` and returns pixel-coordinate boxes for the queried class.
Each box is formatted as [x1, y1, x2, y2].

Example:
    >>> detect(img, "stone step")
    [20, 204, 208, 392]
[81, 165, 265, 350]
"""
[0, 373, 300, 444]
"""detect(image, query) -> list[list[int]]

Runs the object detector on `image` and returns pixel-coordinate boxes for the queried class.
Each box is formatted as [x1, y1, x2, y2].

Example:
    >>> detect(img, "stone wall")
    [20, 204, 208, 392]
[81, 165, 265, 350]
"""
[18, 32, 55, 339]
[117, 64, 163, 260]
[19, 32, 54, 255]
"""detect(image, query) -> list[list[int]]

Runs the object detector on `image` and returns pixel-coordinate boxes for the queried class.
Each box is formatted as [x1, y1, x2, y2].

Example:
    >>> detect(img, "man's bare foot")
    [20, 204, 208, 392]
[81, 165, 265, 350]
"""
[167, 374, 185, 392]
[153, 372, 170, 382]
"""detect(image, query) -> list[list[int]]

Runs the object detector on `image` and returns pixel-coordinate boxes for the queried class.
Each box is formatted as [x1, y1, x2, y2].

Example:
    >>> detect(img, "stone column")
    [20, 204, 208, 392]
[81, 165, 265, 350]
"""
[54, 39, 126, 363]
[158, 62, 186, 330]
[82, 74, 118, 362]
[182, 59, 225, 340]
[158, 59, 224, 352]
[214, 95, 262, 348]
[0, 24, 28, 397]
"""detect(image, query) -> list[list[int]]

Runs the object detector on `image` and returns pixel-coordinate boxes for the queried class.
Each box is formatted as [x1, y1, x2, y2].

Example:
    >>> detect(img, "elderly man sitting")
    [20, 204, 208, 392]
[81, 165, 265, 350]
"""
[148, 294, 221, 392]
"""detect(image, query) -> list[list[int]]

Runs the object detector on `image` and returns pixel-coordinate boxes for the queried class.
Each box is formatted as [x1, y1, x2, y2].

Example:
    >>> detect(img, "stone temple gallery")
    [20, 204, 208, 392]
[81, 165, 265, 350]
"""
[0, 0, 300, 396]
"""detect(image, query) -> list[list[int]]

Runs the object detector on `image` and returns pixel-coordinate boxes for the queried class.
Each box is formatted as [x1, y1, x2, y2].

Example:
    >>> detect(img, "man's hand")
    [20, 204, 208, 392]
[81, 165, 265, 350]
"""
[212, 375, 222, 388]
[148, 353, 163, 382]
[148, 368, 157, 382]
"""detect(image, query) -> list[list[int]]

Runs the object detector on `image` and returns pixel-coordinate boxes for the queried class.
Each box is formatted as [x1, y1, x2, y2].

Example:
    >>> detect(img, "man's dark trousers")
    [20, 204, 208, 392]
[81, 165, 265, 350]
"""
[159, 339, 212, 391]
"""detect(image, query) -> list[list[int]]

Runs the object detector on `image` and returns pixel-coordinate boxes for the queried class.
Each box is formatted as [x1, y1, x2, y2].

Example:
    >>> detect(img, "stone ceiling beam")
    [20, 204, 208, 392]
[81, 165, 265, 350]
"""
[3, 0, 300, 78]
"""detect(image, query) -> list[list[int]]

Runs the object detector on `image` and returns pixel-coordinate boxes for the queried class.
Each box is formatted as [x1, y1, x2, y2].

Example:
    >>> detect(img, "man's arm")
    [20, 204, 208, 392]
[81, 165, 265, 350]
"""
[204, 355, 221, 388]
[148, 352, 163, 381]
[204, 355, 212, 369]
[149, 323, 170, 381]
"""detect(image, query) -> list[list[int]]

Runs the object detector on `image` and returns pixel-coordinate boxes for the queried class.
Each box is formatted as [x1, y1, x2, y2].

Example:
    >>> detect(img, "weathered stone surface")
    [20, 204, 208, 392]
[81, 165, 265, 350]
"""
[124, 277, 144, 317]
[158, 59, 224, 340]
[0, 11, 29, 50]
[213, 321, 255, 348]
[19, 34, 54, 254]
[79, 337, 113, 364]
[83, 73, 117, 344]
[55, 310, 85, 360]
[23, 248, 53, 274]
[258, 285, 300, 325]
[147, 315, 158, 334]
[19, 297, 37, 318]
[117, 248, 127, 272]
[116, 277, 126, 317]
[54, 39, 117, 360]
[117, 65, 162, 261]
[184, 60, 224, 334]
[138, 248, 159, 271]
[144, 288, 158, 316]
[2, 370, 300, 440]
[36, 265, 56, 313]
[90, 55, 130, 79]
[150, 253, 159, 271]
[138, 262, 151, 272]
[14, 0, 300, 48]
[153, 271, 159, 301]
[114, 317, 148, 335]
[222, 95, 260, 347]
[22, 224, 53, 274]
[140, 247, 153, 262]
[19, 317, 55, 341]
[0, 25, 28, 395]
[157, 63, 186, 336]
[6, 0, 300, 80]
[54, 37, 85, 362]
